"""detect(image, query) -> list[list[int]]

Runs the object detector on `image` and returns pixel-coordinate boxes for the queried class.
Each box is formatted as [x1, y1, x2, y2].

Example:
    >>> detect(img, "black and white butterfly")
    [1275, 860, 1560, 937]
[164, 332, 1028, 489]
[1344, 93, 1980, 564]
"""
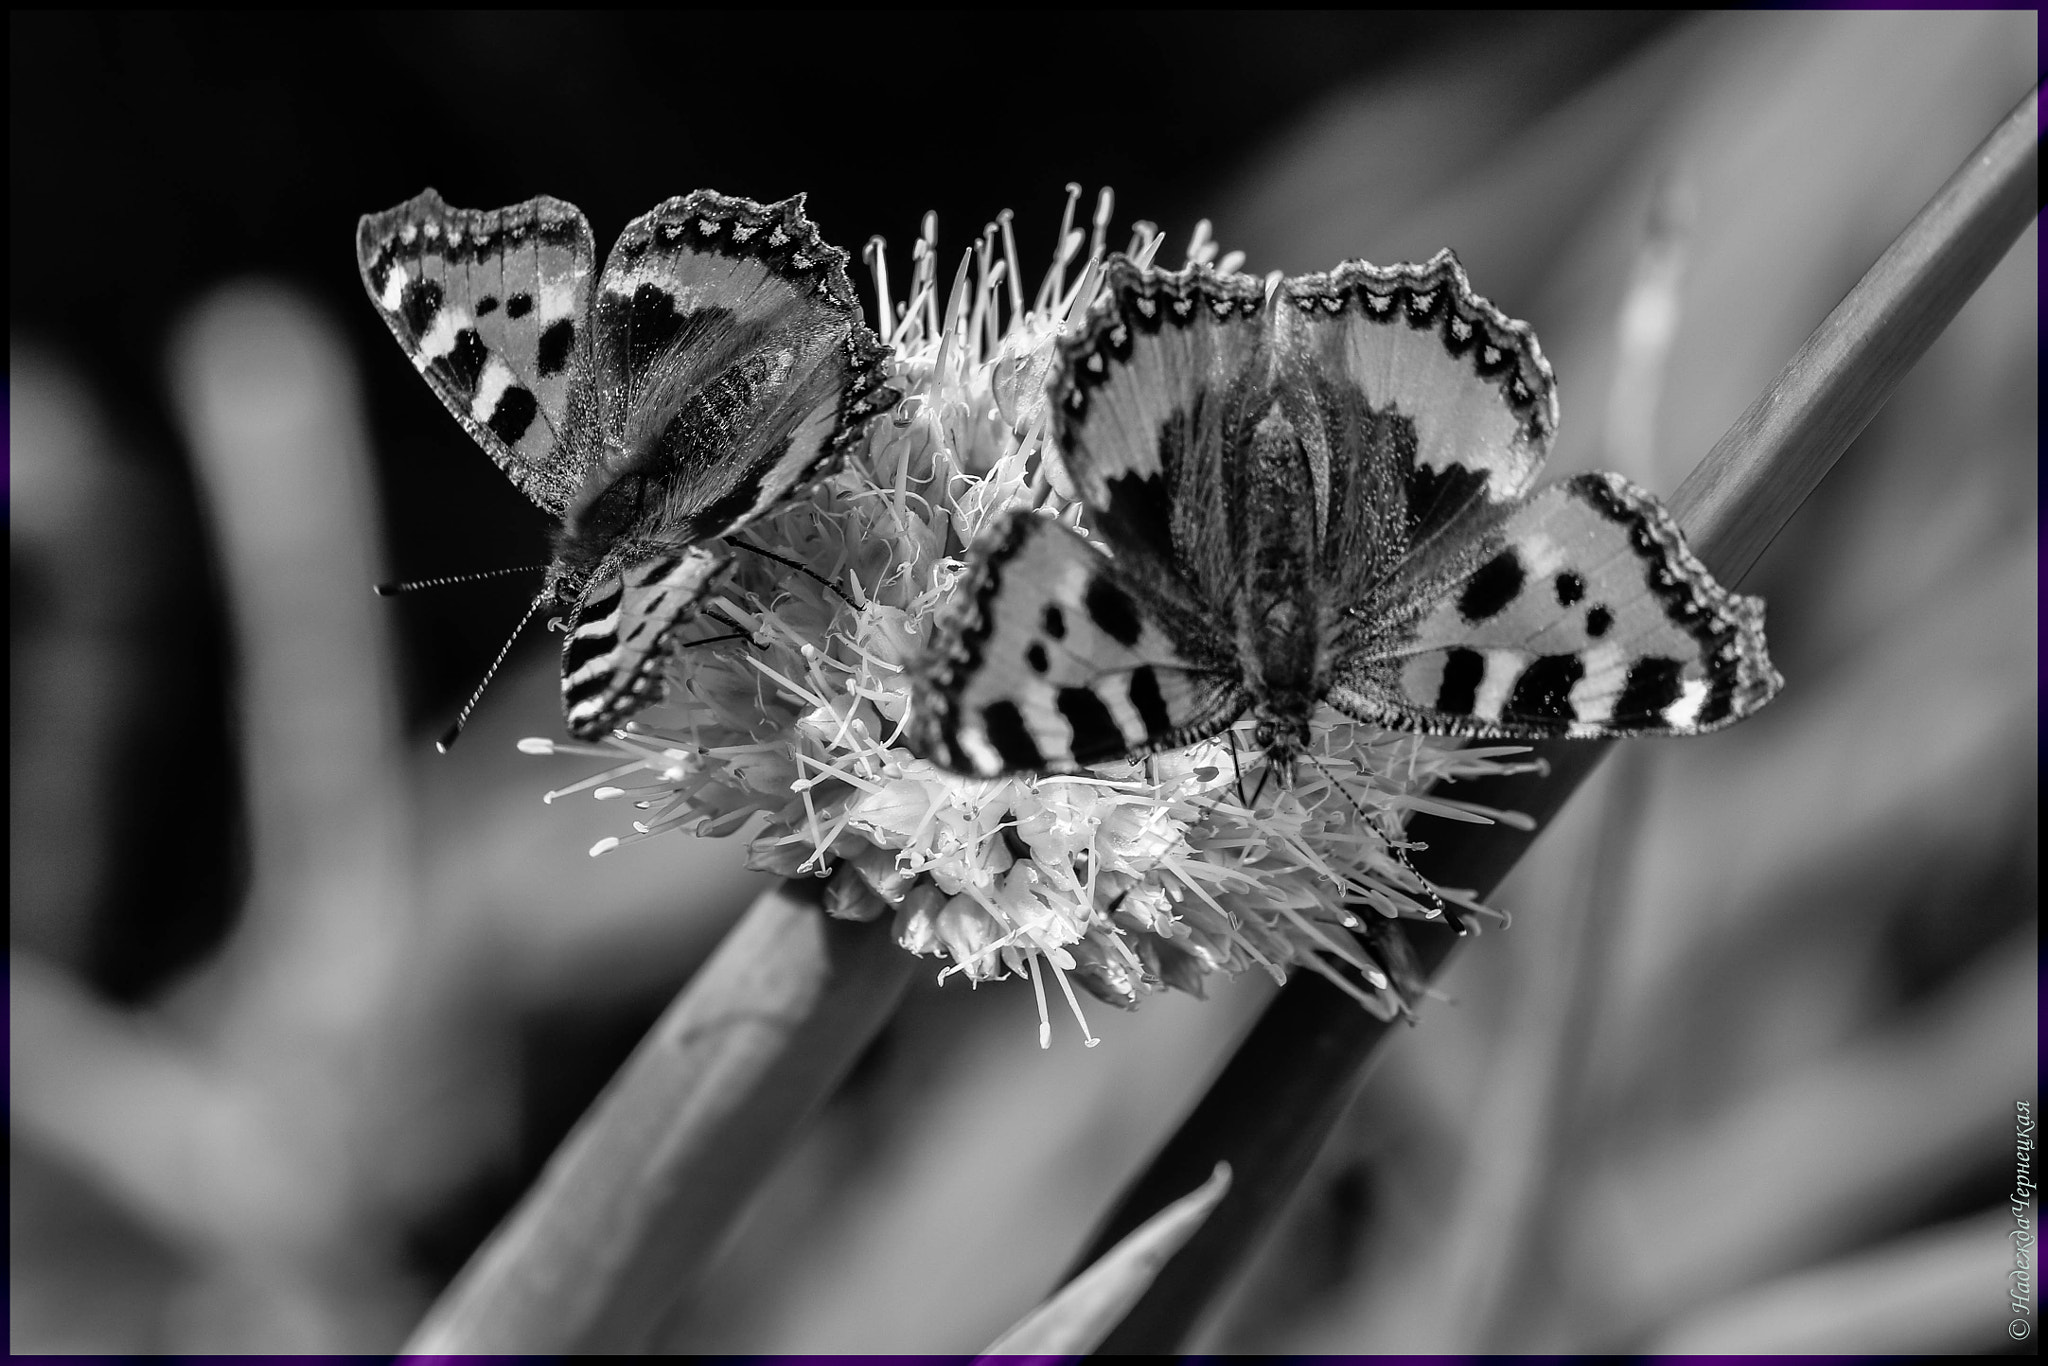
[912, 251, 1780, 778]
[356, 188, 896, 739]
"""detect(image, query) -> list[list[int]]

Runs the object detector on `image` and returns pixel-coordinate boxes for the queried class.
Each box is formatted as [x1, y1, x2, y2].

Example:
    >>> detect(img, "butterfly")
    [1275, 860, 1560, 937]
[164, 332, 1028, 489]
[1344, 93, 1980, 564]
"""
[912, 250, 1781, 778]
[356, 188, 896, 740]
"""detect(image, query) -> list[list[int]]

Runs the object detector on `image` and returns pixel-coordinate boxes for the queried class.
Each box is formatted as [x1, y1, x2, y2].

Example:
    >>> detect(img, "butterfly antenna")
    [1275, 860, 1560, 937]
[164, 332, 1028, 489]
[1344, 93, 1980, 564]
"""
[436, 589, 550, 753]
[731, 537, 855, 605]
[1304, 750, 1378, 827]
[1306, 750, 1459, 931]
[1304, 750, 1461, 939]
[374, 564, 547, 596]
[678, 609, 756, 652]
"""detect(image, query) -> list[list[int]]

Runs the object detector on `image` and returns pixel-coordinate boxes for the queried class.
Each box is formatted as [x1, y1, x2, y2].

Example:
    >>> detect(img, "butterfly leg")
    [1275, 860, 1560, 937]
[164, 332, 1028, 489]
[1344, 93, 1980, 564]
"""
[1226, 729, 1250, 807]
[731, 536, 855, 606]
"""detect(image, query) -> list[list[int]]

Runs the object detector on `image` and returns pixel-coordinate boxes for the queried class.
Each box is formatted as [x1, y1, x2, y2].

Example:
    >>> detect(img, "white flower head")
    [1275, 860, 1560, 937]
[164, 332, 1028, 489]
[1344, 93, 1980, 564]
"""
[528, 187, 1534, 1044]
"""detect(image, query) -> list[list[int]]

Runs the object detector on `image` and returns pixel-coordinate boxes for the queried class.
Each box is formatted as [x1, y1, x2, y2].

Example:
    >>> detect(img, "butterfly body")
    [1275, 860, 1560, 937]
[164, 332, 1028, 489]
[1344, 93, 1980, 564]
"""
[913, 252, 1779, 778]
[357, 188, 895, 739]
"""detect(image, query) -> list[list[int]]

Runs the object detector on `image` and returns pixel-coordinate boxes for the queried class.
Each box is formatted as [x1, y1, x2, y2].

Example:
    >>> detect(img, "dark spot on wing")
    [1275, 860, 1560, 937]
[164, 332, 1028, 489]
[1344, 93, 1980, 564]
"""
[982, 701, 1044, 771]
[1585, 605, 1613, 638]
[537, 319, 576, 377]
[506, 292, 534, 319]
[622, 282, 687, 377]
[1507, 653, 1583, 726]
[1084, 575, 1143, 648]
[1401, 442, 1485, 545]
[1026, 643, 1049, 674]
[1554, 571, 1585, 606]
[486, 385, 539, 445]
[1101, 467, 1175, 566]
[1057, 687, 1125, 763]
[439, 328, 490, 393]
[1614, 656, 1683, 726]
[398, 277, 443, 337]
[1436, 647, 1484, 715]
[1128, 665, 1172, 739]
[1458, 549, 1524, 623]
[476, 295, 500, 316]
[1042, 604, 1066, 639]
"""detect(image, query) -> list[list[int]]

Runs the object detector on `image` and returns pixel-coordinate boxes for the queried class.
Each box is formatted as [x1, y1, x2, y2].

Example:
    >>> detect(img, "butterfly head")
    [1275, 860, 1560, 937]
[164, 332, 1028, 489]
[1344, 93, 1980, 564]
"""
[1250, 704, 1312, 781]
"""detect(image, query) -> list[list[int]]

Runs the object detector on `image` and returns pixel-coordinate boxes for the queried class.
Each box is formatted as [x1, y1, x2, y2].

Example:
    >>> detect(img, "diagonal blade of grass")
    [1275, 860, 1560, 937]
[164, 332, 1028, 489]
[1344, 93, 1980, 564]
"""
[976, 1163, 1233, 1357]
[1067, 81, 2040, 1355]
[401, 878, 913, 1354]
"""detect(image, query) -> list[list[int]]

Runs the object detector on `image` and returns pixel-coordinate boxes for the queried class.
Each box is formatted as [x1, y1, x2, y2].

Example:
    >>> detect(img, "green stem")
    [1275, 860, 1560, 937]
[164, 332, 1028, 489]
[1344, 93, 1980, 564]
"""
[1068, 81, 2040, 1354]
[401, 878, 913, 1353]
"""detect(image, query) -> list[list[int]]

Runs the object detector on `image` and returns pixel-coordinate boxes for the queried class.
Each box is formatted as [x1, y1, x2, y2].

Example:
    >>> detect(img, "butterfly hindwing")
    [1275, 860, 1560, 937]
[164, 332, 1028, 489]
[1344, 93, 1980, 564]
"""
[1332, 472, 1781, 737]
[356, 189, 596, 516]
[913, 511, 1247, 776]
[561, 543, 735, 739]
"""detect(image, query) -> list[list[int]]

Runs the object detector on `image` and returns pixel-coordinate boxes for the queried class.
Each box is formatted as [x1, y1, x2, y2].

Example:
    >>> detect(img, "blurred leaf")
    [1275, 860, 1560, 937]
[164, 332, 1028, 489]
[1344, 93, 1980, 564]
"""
[1648, 1208, 2023, 1354]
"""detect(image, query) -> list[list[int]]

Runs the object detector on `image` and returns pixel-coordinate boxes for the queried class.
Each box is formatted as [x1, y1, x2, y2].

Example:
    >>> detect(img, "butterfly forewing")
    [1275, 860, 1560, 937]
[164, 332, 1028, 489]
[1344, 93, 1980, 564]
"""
[912, 512, 1247, 776]
[356, 190, 596, 516]
[1334, 473, 1781, 737]
[1273, 251, 1556, 608]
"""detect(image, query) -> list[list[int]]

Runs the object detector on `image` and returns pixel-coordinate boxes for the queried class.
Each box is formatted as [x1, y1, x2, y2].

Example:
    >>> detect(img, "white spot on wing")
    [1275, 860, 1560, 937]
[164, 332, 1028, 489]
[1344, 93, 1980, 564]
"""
[959, 726, 1003, 777]
[1099, 675, 1154, 750]
[418, 306, 471, 361]
[1512, 532, 1566, 580]
[380, 264, 408, 311]
[1665, 676, 1708, 729]
[1471, 649, 1522, 721]
[540, 276, 578, 320]
[1569, 642, 1628, 724]
[469, 356, 516, 424]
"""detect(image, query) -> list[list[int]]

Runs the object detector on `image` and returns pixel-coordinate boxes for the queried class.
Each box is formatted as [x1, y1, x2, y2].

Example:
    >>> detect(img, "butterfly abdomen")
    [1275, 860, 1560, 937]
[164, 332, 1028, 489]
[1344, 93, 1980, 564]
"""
[1230, 401, 1329, 732]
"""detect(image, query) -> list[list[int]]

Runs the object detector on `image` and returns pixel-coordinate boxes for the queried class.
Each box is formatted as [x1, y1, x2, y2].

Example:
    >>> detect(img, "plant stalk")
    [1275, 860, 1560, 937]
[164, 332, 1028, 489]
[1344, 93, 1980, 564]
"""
[402, 877, 914, 1353]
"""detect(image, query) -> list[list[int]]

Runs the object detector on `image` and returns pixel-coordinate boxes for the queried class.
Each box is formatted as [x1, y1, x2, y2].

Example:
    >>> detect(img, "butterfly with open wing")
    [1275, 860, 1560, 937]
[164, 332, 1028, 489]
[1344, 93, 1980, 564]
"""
[356, 188, 897, 741]
[911, 250, 1780, 780]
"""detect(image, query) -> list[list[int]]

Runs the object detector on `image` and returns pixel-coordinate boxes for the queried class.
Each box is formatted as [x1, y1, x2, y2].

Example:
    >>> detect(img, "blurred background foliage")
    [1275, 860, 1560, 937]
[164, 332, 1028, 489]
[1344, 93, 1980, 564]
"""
[9, 10, 2036, 1353]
